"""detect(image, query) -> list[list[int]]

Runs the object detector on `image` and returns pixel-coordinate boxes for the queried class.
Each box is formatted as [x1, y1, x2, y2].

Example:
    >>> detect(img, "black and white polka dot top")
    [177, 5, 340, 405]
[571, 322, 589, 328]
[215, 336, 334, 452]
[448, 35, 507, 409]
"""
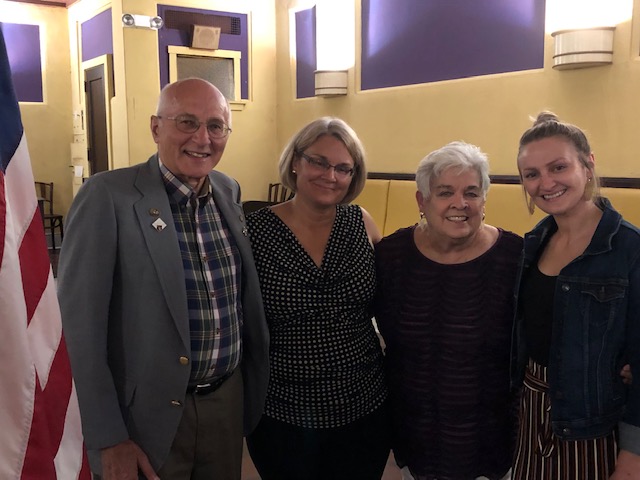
[247, 204, 387, 429]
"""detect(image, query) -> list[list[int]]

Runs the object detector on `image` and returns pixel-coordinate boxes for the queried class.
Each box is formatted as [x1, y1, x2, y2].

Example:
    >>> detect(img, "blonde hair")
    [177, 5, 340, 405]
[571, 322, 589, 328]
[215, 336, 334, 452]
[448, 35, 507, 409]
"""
[278, 117, 367, 204]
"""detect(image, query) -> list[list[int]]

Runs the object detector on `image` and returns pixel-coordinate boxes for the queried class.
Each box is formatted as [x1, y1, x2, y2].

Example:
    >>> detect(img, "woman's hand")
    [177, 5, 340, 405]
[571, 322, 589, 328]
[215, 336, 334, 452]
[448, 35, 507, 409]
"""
[620, 364, 632, 385]
[610, 449, 640, 479]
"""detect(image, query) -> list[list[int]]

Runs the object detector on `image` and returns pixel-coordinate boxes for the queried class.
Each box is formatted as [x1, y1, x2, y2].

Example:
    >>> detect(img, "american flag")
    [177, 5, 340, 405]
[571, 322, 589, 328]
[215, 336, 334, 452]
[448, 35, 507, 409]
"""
[0, 26, 90, 479]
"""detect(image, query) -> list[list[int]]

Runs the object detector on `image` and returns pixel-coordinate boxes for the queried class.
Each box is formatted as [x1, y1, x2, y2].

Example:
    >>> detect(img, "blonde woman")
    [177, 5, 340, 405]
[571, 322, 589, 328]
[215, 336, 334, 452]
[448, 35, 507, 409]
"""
[512, 112, 640, 479]
[246, 117, 389, 480]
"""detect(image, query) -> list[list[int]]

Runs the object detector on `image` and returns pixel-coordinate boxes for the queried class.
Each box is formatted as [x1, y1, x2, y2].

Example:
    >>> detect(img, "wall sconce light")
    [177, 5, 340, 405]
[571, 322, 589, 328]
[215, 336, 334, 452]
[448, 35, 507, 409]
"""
[314, 0, 354, 97]
[122, 14, 164, 30]
[315, 70, 348, 96]
[551, 27, 614, 70]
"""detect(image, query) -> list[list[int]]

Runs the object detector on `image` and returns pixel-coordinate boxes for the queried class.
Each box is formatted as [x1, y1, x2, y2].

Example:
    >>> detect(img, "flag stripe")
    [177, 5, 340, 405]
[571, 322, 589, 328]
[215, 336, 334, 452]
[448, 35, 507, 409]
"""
[22, 339, 72, 478]
[0, 164, 36, 479]
[0, 171, 6, 261]
[28, 270, 63, 388]
[20, 205, 49, 323]
[55, 382, 86, 478]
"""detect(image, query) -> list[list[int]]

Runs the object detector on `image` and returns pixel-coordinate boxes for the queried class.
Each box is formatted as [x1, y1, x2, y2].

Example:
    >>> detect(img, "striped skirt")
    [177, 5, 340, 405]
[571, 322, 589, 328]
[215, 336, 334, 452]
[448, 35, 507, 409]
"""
[512, 360, 618, 480]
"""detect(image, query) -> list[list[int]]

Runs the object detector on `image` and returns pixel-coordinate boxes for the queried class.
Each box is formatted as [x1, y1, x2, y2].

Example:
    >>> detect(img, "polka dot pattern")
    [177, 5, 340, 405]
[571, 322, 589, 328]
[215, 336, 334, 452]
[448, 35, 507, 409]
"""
[247, 204, 387, 428]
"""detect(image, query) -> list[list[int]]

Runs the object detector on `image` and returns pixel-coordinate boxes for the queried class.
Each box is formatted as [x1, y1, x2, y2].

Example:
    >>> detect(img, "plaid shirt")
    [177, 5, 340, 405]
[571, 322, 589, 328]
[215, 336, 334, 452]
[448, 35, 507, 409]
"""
[160, 161, 242, 385]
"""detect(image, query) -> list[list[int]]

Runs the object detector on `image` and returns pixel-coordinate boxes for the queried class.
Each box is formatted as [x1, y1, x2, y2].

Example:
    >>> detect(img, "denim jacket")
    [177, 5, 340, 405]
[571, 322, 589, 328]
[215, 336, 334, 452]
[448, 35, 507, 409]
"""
[511, 198, 640, 455]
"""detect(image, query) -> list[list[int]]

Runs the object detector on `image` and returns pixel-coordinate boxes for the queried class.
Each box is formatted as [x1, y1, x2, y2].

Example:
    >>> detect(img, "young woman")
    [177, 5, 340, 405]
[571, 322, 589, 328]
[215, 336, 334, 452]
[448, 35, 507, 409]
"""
[512, 112, 640, 479]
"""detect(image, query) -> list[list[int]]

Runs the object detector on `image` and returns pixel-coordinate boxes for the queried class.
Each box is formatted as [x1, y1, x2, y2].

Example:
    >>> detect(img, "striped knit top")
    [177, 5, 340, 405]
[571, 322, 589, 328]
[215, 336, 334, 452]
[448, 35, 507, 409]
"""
[375, 225, 522, 480]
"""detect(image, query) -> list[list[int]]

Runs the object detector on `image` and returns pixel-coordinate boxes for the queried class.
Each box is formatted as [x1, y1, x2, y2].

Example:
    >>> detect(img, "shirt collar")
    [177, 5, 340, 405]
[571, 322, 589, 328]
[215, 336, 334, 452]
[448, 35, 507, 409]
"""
[525, 197, 622, 258]
[159, 158, 212, 207]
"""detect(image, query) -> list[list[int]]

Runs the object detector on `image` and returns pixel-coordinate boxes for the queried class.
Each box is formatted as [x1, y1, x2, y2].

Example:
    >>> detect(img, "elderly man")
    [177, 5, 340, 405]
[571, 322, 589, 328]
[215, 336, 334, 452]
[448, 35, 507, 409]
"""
[58, 78, 269, 480]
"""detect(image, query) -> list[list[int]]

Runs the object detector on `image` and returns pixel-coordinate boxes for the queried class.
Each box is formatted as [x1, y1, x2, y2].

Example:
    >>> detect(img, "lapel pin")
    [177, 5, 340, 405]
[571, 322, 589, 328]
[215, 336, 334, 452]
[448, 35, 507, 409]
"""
[242, 227, 248, 236]
[149, 208, 160, 216]
[152, 218, 167, 232]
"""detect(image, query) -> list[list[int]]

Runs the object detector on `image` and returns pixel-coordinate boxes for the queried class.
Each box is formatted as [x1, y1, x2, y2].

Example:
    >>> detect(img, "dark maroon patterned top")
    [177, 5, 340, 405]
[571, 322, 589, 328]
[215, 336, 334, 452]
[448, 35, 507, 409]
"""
[375, 226, 522, 480]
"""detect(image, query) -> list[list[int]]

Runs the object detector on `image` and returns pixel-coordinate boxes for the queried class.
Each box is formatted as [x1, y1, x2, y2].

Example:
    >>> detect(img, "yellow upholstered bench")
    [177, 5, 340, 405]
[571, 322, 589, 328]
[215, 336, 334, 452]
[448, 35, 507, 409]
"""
[484, 184, 545, 236]
[353, 178, 419, 236]
[354, 179, 390, 233]
[383, 181, 420, 236]
[601, 187, 640, 227]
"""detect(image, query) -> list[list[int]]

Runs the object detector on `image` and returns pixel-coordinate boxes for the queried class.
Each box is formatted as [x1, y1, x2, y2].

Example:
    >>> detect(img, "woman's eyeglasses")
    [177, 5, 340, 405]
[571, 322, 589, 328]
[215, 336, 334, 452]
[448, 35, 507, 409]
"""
[297, 152, 355, 178]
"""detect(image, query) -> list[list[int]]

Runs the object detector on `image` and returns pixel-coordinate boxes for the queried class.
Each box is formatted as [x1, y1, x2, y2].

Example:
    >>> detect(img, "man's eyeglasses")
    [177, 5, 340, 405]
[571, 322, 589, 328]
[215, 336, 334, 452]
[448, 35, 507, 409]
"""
[297, 152, 355, 178]
[157, 114, 232, 139]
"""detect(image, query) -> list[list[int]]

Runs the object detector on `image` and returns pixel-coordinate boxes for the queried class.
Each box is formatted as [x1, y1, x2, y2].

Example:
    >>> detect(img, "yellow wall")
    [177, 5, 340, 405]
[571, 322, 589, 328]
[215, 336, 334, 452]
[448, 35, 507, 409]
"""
[1, 1, 73, 214]
[10, 0, 640, 214]
[67, 0, 278, 203]
[275, 2, 640, 181]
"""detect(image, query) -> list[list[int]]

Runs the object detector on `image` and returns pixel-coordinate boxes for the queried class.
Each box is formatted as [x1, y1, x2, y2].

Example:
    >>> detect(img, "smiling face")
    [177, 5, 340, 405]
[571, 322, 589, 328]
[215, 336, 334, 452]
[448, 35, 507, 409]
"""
[418, 167, 485, 241]
[292, 134, 355, 207]
[150, 79, 230, 190]
[518, 136, 593, 217]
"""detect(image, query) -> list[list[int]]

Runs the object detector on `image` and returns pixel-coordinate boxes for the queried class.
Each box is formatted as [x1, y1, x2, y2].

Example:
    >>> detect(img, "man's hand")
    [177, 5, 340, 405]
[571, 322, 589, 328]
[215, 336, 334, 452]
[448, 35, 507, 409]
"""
[101, 440, 159, 480]
[610, 449, 640, 479]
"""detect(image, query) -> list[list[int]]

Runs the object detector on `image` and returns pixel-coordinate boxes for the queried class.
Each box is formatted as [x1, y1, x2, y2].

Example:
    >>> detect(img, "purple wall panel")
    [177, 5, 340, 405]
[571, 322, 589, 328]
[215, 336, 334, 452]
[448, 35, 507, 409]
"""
[295, 8, 316, 99]
[361, 0, 545, 90]
[157, 5, 249, 99]
[1, 22, 43, 102]
[81, 9, 113, 62]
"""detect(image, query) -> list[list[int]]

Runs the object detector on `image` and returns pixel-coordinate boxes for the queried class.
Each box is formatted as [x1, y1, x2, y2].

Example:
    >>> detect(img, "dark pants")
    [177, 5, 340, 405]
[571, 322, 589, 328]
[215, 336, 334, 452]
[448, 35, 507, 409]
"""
[157, 369, 244, 480]
[246, 402, 390, 480]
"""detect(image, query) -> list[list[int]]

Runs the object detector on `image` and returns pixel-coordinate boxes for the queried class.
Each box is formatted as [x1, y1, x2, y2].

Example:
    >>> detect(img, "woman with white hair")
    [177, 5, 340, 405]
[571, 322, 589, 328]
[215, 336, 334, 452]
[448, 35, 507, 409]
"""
[375, 141, 521, 480]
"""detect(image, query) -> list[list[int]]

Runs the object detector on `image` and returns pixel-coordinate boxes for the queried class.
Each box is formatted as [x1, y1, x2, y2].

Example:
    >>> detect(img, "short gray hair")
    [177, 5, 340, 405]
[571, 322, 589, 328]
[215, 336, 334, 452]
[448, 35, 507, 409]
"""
[278, 117, 367, 204]
[416, 141, 490, 199]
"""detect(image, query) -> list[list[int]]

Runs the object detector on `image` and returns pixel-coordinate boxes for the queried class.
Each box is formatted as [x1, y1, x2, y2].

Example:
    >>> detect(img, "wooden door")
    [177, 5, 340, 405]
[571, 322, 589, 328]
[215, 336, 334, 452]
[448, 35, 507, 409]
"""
[85, 64, 109, 175]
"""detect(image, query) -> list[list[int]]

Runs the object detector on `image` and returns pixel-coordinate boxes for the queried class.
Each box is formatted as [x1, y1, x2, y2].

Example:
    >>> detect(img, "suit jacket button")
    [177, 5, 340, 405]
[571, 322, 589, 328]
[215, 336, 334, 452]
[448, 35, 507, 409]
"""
[179, 356, 189, 365]
[171, 400, 182, 407]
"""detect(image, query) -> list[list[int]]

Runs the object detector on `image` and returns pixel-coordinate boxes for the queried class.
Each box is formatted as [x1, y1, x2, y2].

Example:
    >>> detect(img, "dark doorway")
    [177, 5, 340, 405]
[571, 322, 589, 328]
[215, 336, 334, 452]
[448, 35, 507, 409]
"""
[85, 64, 109, 175]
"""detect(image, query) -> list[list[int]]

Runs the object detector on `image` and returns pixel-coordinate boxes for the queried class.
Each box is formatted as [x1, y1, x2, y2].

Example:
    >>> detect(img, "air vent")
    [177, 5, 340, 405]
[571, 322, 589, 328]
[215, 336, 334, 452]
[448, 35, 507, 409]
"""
[164, 10, 241, 35]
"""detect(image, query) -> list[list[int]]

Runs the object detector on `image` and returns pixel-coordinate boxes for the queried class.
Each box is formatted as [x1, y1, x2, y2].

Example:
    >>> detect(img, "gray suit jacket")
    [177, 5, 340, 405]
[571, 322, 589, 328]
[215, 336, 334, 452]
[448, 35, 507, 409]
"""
[57, 155, 269, 474]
